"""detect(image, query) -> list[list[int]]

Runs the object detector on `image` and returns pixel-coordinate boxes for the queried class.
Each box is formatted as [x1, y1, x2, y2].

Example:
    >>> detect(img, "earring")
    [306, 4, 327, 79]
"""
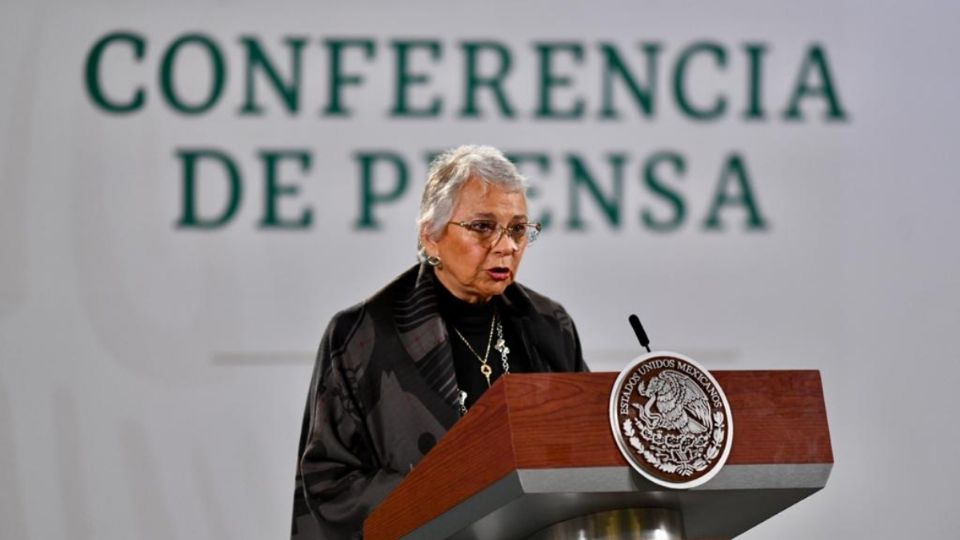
[426, 255, 442, 268]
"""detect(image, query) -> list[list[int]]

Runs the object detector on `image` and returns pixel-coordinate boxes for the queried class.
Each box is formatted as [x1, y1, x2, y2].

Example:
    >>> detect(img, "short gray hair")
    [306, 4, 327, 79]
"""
[417, 145, 528, 244]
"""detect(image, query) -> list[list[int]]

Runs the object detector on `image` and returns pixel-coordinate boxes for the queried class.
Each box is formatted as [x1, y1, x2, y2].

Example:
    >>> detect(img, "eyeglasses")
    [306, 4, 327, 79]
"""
[450, 220, 542, 246]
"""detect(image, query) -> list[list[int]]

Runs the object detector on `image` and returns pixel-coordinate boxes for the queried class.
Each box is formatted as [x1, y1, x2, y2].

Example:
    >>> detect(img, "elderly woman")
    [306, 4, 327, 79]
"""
[291, 145, 588, 539]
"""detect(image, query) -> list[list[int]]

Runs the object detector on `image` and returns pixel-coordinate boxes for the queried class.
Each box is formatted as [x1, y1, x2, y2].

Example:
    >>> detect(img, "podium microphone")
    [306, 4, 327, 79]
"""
[628, 315, 651, 353]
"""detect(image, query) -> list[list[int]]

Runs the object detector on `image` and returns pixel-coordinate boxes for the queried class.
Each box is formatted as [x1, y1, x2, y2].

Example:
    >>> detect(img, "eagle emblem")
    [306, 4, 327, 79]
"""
[636, 370, 713, 435]
[609, 352, 733, 489]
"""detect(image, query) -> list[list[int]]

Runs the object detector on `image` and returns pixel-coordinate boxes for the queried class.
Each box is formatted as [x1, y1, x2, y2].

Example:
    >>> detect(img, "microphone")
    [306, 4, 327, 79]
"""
[628, 315, 651, 353]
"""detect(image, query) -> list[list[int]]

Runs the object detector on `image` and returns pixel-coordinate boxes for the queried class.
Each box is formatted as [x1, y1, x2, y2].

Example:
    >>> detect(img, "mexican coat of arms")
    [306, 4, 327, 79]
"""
[609, 352, 733, 488]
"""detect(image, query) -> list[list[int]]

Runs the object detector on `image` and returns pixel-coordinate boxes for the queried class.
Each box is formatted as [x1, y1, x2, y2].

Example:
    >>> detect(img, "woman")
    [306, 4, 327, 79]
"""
[291, 145, 587, 539]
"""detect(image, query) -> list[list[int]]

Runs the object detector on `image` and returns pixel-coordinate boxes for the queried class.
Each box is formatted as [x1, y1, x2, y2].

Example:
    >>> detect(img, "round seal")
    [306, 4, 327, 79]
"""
[608, 351, 733, 489]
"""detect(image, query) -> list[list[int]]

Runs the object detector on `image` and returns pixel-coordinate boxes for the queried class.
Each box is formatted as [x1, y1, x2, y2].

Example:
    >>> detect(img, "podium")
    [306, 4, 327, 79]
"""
[365, 372, 832, 540]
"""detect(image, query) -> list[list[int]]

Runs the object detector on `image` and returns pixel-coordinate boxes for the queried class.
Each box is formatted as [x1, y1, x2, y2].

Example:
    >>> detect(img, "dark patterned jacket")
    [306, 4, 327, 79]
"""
[291, 264, 587, 539]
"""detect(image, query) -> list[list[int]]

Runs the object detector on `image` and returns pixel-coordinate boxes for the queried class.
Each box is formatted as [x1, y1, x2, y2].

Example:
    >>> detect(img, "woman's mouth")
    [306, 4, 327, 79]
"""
[487, 267, 512, 281]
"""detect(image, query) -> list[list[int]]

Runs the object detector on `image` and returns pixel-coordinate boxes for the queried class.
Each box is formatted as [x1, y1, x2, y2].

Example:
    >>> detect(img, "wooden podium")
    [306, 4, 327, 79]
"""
[365, 372, 832, 540]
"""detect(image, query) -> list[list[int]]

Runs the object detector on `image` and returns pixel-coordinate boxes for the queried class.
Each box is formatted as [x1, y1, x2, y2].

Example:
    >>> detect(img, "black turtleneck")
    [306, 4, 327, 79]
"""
[434, 278, 529, 410]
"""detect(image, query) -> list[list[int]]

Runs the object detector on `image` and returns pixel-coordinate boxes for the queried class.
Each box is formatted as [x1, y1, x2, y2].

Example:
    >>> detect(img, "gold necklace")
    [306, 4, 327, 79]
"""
[452, 314, 496, 387]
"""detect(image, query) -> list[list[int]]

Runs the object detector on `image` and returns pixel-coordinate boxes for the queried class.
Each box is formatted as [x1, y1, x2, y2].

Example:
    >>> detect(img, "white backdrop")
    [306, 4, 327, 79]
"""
[2, 1, 959, 539]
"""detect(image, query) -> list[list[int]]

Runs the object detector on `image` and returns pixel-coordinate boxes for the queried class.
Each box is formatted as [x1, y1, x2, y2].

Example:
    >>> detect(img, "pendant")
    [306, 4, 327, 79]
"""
[480, 364, 493, 386]
[458, 390, 468, 416]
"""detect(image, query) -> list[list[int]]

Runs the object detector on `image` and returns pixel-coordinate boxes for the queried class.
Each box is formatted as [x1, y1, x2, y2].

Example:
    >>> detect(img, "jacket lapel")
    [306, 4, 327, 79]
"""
[392, 264, 461, 409]
[498, 284, 551, 373]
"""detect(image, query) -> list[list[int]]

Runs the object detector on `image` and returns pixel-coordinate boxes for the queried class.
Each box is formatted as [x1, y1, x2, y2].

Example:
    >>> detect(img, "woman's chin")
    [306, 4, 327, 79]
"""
[479, 280, 511, 299]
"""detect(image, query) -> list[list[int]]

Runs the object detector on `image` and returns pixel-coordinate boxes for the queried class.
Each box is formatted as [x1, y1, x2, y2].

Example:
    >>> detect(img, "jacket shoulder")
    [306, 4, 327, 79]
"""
[320, 264, 421, 355]
[322, 302, 366, 356]
[512, 282, 575, 328]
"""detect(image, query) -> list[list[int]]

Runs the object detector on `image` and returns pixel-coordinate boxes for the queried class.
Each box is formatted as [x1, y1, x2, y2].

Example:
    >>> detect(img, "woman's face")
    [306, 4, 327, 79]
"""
[422, 177, 529, 304]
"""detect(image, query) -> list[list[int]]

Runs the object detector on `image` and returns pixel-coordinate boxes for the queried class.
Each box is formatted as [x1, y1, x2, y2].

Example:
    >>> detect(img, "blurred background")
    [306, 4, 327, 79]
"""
[1, 1, 958, 538]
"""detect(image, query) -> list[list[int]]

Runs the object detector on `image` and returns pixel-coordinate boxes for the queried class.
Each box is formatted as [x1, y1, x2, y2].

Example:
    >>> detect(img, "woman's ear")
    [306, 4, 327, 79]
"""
[420, 227, 439, 257]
